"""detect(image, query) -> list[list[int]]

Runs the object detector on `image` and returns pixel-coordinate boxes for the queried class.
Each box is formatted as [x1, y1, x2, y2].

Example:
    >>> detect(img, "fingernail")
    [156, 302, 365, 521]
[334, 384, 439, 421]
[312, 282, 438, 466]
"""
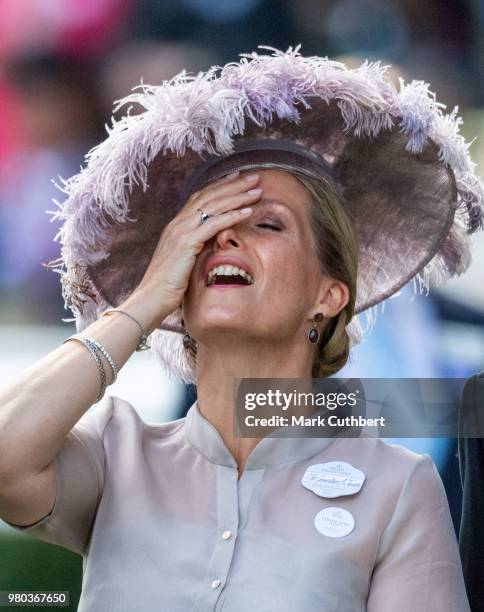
[239, 207, 253, 214]
[247, 188, 262, 195]
[244, 174, 259, 182]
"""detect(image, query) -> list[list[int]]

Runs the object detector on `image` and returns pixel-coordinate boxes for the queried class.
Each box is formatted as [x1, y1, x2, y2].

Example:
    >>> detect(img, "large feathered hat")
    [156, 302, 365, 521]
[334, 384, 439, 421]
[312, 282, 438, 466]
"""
[46, 46, 484, 384]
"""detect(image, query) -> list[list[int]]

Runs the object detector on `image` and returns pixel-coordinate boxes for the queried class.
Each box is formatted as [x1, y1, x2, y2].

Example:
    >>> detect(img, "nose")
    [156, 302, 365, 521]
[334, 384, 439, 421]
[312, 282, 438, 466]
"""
[214, 225, 242, 250]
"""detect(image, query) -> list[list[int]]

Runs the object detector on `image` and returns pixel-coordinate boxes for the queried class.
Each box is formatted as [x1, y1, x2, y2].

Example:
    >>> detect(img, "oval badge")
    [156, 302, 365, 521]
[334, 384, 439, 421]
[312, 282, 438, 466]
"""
[301, 461, 365, 498]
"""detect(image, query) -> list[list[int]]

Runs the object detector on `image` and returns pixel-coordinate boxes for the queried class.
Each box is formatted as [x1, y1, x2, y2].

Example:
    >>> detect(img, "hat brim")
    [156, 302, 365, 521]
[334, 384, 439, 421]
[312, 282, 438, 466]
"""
[86, 99, 457, 316]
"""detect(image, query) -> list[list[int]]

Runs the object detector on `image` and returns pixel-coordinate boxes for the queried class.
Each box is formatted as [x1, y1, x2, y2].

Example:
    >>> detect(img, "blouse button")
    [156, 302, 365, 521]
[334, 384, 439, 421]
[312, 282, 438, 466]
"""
[211, 579, 221, 589]
[222, 530, 232, 540]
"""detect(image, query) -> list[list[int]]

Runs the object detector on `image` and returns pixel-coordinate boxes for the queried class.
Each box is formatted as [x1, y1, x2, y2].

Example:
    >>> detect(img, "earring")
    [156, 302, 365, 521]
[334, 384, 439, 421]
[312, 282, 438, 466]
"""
[308, 312, 324, 344]
[181, 318, 197, 360]
[183, 333, 192, 350]
[181, 317, 191, 349]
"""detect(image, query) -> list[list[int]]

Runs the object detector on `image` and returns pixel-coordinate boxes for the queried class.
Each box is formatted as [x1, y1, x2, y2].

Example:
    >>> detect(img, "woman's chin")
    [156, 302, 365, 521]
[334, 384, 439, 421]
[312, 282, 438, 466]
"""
[191, 315, 253, 339]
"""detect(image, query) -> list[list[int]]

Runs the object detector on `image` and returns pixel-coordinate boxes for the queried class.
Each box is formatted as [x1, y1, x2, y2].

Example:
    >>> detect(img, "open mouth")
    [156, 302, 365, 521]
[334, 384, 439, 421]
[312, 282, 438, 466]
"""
[206, 265, 254, 287]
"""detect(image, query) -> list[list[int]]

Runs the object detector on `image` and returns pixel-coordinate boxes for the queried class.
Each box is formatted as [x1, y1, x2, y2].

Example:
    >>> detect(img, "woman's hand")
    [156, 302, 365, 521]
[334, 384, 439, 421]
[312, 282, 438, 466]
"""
[133, 170, 262, 326]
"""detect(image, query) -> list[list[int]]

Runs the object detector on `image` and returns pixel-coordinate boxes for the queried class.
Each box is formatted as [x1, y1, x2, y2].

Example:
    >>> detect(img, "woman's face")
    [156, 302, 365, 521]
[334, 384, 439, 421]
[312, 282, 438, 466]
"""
[183, 169, 339, 345]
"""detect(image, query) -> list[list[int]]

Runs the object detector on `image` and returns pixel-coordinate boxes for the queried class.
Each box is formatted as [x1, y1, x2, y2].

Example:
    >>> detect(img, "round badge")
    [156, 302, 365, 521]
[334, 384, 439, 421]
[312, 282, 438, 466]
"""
[301, 461, 365, 499]
[314, 507, 355, 538]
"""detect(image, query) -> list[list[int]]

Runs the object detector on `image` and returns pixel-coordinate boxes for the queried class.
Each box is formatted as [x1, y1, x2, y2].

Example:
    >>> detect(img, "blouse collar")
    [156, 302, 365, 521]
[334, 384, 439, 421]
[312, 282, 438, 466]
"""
[184, 399, 336, 470]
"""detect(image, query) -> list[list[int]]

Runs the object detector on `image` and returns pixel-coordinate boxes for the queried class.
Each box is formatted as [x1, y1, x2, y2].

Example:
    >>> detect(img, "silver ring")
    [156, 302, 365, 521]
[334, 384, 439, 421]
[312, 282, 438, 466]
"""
[197, 208, 213, 225]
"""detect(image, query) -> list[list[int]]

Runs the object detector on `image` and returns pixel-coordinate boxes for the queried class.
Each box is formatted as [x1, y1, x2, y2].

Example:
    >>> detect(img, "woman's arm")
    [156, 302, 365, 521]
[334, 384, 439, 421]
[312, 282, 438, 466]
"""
[367, 454, 470, 611]
[0, 289, 166, 526]
[0, 171, 261, 528]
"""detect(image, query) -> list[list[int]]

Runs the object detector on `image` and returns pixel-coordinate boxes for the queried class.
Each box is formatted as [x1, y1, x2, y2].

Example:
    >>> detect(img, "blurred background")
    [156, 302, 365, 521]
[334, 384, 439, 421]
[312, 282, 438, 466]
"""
[0, 0, 483, 609]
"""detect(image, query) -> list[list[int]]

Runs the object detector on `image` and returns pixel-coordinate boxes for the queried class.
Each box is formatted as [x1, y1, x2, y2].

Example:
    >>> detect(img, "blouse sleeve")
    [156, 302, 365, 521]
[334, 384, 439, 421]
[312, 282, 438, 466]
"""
[4, 396, 115, 556]
[367, 453, 470, 611]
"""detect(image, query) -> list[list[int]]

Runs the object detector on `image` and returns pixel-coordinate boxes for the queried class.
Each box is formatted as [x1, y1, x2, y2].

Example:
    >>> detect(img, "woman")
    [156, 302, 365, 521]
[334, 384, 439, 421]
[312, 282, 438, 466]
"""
[0, 47, 481, 611]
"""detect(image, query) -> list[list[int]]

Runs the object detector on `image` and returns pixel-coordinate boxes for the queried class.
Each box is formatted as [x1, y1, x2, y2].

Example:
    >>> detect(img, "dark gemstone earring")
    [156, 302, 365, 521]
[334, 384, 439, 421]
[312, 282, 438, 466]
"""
[181, 318, 192, 349]
[183, 333, 192, 350]
[308, 312, 324, 344]
[181, 317, 196, 359]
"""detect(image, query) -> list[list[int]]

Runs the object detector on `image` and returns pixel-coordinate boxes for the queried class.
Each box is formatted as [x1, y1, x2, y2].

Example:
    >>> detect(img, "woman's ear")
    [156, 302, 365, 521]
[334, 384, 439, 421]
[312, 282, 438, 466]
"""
[312, 277, 349, 319]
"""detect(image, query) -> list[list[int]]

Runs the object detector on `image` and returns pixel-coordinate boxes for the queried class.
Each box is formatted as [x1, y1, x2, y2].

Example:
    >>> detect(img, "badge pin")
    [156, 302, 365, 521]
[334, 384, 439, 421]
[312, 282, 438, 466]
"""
[301, 461, 365, 499]
[314, 507, 355, 538]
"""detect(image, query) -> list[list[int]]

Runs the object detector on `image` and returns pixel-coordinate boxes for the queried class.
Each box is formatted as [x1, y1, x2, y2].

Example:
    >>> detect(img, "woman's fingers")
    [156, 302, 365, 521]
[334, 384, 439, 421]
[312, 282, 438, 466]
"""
[180, 173, 239, 213]
[183, 173, 260, 215]
[177, 188, 262, 234]
[192, 200, 258, 242]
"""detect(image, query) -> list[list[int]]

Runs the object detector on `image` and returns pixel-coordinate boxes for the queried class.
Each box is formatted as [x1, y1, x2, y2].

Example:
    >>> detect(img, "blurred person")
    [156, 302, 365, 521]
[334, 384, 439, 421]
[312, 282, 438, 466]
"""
[0, 79, 27, 168]
[458, 372, 484, 612]
[0, 0, 133, 61]
[132, 0, 295, 61]
[0, 47, 482, 611]
[5, 55, 103, 149]
[0, 55, 104, 323]
[99, 40, 218, 116]
[287, 0, 475, 108]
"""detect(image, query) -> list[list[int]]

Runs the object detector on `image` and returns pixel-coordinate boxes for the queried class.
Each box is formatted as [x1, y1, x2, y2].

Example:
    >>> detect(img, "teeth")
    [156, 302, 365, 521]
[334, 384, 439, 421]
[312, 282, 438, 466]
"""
[207, 265, 254, 285]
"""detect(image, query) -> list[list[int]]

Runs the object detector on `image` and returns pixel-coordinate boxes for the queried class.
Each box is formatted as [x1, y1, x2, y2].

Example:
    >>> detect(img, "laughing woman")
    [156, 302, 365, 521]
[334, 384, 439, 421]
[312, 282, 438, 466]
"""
[0, 48, 482, 611]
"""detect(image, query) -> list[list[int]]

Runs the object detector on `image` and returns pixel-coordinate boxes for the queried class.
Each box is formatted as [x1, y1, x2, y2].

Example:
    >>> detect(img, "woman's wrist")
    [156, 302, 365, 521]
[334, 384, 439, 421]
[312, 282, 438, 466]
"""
[118, 289, 173, 337]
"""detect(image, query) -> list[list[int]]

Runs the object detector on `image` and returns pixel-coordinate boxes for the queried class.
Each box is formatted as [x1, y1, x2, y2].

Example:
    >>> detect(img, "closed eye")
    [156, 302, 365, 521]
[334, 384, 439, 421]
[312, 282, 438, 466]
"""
[257, 222, 282, 231]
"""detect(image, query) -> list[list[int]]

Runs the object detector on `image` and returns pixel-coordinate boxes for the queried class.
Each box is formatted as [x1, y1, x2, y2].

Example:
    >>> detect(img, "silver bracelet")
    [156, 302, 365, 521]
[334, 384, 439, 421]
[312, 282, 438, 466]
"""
[101, 308, 151, 351]
[63, 335, 107, 402]
[76, 335, 119, 383]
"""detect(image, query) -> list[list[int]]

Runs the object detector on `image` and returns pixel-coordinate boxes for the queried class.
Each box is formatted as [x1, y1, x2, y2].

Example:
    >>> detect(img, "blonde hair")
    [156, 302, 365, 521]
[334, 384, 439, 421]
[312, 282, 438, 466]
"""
[294, 173, 358, 378]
